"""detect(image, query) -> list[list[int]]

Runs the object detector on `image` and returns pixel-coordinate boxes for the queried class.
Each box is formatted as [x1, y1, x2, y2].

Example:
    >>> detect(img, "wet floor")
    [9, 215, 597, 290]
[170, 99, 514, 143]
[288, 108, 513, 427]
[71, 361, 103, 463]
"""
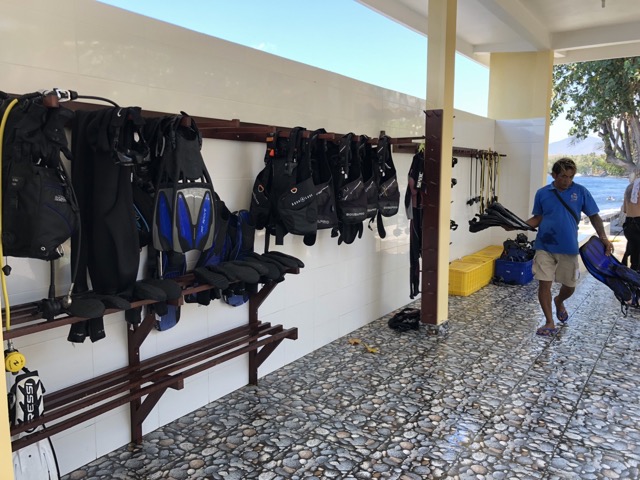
[62, 259, 640, 480]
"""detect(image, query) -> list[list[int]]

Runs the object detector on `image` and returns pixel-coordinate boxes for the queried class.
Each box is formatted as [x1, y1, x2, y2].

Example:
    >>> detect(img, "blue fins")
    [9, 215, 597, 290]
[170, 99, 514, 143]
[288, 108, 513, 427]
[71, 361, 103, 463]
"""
[175, 187, 214, 252]
[579, 236, 640, 315]
[151, 114, 217, 255]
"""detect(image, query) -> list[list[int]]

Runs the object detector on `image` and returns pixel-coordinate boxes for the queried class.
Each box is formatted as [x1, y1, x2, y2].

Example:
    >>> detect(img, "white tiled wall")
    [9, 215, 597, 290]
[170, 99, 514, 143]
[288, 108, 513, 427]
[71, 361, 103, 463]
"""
[1, 0, 544, 474]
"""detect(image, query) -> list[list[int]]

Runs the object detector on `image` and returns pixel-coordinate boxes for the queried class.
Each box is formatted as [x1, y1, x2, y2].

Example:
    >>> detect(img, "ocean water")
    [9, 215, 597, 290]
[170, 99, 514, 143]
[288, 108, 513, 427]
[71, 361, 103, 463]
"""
[546, 175, 628, 214]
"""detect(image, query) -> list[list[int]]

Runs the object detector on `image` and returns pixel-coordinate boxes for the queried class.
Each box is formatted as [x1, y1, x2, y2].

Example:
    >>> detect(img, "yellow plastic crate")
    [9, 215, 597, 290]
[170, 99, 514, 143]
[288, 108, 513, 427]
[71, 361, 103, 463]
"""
[460, 254, 492, 264]
[461, 254, 496, 276]
[449, 259, 493, 296]
[474, 245, 504, 260]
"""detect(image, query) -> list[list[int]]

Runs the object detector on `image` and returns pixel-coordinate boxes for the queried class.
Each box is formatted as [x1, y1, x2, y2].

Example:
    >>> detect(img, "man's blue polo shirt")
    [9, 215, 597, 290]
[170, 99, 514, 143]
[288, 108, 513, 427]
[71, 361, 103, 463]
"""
[532, 182, 599, 255]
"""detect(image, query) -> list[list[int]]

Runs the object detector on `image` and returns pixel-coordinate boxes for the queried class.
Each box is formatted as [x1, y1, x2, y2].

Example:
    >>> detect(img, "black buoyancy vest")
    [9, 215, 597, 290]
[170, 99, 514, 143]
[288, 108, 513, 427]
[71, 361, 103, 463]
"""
[1, 98, 79, 260]
[303, 129, 338, 246]
[359, 135, 379, 221]
[250, 127, 318, 246]
[372, 135, 400, 238]
[71, 106, 148, 295]
[330, 132, 367, 245]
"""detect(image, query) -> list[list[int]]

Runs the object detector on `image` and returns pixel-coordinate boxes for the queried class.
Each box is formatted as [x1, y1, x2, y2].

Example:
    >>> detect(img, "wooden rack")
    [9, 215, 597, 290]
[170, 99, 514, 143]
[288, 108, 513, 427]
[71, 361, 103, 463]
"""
[57, 98, 426, 148]
[5, 271, 299, 451]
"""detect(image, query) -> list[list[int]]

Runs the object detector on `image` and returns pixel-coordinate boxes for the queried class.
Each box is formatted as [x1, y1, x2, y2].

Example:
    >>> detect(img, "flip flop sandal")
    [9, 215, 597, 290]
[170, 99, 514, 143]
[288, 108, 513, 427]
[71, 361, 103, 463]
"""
[556, 310, 569, 324]
[536, 326, 558, 337]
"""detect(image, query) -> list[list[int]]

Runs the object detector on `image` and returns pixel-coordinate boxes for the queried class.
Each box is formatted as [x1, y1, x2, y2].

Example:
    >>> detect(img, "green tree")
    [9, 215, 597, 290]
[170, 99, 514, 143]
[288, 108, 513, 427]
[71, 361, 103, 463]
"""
[551, 57, 640, 174]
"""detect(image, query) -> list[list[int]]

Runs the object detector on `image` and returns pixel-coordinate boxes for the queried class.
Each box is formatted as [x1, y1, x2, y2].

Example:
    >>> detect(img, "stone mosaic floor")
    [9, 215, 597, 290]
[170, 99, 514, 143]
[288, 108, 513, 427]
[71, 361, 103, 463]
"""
[62, 272, 640, 480]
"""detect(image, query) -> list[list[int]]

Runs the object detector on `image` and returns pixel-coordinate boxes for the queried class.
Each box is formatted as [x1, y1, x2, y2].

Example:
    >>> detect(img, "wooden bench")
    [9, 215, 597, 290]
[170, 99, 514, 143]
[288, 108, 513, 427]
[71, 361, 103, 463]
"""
[5, 271, 299, 451]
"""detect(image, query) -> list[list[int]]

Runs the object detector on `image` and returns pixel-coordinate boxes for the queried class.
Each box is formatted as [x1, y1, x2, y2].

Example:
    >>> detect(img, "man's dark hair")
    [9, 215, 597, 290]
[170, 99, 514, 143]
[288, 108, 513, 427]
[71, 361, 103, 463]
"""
[552, 157, 577, 175]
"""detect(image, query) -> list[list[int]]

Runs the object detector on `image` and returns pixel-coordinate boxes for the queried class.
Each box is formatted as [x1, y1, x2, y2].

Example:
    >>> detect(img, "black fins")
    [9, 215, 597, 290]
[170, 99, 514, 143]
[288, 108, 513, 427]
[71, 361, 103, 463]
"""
[469, 202, 536, 233]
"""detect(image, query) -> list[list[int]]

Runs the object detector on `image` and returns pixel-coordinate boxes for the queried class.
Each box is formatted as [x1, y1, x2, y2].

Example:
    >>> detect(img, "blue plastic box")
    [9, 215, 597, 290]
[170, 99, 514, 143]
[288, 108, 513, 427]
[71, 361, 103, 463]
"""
[494, 259, 534, 285]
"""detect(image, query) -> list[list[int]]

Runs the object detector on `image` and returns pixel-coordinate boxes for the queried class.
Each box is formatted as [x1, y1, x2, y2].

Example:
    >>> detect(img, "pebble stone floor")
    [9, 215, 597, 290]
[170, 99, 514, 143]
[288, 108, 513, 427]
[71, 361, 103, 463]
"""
[62, 272, 640, 480]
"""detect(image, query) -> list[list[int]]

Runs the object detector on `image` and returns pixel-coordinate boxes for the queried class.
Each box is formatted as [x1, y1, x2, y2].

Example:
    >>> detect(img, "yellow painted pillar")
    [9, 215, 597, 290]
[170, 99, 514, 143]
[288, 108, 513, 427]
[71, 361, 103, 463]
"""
[1, 330, 14, 480]
[425, 0, 457, 325]
[488, 51, 554, 186]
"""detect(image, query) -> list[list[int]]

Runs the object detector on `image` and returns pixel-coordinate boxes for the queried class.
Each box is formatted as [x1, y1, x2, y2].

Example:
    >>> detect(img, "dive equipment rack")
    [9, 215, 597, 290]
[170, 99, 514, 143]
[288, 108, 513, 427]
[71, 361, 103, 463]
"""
[1, 96, 426, 452]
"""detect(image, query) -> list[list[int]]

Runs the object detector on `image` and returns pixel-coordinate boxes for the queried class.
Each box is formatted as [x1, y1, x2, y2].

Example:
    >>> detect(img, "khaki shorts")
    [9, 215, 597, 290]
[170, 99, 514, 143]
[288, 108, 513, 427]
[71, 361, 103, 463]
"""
[532, 250, 580, 287]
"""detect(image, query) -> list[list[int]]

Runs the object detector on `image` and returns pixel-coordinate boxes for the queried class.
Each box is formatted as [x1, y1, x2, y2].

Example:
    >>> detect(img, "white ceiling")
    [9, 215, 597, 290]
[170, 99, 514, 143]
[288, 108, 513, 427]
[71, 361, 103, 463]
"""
[358, 0, 640, 66]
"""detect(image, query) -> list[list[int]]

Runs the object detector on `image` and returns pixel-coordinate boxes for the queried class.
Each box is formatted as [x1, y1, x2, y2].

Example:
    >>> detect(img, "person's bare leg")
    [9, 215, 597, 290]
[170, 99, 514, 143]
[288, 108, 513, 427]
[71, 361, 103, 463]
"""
[554, 284, 575, 321]
[538, 280, 555, 330]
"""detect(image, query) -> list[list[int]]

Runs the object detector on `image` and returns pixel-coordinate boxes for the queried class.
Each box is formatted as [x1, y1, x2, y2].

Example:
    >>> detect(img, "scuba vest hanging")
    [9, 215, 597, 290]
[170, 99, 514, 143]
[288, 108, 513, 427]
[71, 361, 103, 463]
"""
[1, 95, 79, 260]
[360, 135, 400, 239]
[139, 113, 223, 331]
[148, 114, 218, 255]
[303, 128, 338, 246]
[329, 132, 367, 245]
[373, 135, 400, 236]
[71, 106, 149, 296]
[360, 135, 379, 223]
[250, 127, 318, 246]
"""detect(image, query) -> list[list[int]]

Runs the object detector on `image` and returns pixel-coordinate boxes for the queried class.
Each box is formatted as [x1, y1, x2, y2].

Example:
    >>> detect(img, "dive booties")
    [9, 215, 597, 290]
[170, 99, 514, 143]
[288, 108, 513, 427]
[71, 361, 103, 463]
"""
[241, 256, 283, 282]
[264, 251, 305, 268]
[208, 262, 261, 284]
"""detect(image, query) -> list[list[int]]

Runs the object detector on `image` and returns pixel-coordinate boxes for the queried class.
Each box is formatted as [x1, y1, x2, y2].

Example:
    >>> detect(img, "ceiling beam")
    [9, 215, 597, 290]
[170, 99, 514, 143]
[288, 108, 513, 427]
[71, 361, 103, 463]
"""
[552, 20, 640, 51]
[355, 0, 429, 36]
[474, 0, 551, 50]
[554, 42, 640, 64]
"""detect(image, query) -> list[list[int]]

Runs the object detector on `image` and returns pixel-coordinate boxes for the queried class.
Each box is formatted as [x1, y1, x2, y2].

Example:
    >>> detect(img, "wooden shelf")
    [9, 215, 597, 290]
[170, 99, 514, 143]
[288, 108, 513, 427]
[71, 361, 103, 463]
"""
[7, 269, 299, 451]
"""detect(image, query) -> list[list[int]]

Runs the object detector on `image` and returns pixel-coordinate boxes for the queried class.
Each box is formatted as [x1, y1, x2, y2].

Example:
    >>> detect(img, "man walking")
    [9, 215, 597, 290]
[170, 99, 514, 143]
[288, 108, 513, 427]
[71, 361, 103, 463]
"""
[525, 158, 613, 336]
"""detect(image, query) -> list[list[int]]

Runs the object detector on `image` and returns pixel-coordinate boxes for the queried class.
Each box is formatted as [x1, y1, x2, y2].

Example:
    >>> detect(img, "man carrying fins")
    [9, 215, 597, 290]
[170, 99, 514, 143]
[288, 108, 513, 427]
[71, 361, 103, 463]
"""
[523, 158, 613, 336]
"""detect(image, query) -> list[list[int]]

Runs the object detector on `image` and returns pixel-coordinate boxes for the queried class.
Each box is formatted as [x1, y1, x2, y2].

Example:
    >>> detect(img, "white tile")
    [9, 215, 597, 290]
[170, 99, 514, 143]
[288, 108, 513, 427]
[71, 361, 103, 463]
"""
[94, 407, 131, 456]
[208, 356, 248, 400]
[157, 375, 209, 425]
[0, 3, 77, 73]
[52, 422, 96, 475]
[279, 300, 315, 356]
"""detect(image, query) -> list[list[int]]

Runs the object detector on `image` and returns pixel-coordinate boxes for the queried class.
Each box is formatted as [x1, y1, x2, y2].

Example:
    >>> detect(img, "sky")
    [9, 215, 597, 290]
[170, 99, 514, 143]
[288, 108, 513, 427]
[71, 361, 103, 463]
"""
[99, 0, 571, 143]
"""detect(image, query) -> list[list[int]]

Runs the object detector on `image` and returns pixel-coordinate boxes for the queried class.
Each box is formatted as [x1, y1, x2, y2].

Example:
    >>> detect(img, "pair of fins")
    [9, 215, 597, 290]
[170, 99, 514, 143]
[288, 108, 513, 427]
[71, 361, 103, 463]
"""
[152, 113, 217, 254]
[13, 438, 59, 480]
[579, 236, 640, 316]
[469, 202, 536, 233]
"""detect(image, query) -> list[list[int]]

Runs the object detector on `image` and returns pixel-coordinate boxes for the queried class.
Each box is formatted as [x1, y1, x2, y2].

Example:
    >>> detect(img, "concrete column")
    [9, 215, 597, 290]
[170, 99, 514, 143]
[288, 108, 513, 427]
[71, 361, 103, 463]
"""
[488, 51, 554, 187]
[1, 327, 14, 480]
[425, 0, 457, 325]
